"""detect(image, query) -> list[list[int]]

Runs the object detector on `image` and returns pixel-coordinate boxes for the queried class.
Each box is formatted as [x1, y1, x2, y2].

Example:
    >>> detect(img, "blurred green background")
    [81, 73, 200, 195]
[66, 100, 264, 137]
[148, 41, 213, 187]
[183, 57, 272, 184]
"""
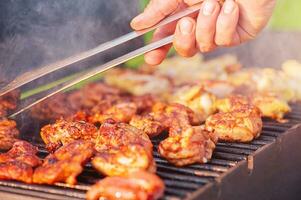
[270, 0, 301, 30]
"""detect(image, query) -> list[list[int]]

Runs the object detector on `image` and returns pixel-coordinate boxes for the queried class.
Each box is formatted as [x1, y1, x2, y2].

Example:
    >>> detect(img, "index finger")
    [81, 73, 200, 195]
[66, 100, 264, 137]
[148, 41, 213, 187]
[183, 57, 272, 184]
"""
[131, 0, 182, 30]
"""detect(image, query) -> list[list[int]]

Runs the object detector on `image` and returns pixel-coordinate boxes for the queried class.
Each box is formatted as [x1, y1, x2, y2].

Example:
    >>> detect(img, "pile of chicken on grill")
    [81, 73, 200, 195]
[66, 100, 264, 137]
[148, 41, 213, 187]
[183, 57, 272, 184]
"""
[0, 54, 299, 200]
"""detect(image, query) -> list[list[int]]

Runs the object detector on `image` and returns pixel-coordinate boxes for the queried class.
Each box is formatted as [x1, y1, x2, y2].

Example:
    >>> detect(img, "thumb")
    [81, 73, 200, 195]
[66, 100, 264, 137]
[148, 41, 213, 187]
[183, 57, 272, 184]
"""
[131, 0, 182, 30]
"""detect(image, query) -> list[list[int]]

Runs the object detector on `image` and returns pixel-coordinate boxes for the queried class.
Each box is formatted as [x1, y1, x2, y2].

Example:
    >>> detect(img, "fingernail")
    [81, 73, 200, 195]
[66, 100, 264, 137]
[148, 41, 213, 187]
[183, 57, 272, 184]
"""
[202, 1, 216, 16]
[180, 19, 194, 35]
[223, 0, 235, 14]
[131, 14, 143, 24]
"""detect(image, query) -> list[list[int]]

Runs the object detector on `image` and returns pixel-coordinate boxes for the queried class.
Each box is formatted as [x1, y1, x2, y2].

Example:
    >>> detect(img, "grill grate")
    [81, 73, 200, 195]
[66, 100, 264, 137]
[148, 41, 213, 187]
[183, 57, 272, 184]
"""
[0, 103, 300, 200]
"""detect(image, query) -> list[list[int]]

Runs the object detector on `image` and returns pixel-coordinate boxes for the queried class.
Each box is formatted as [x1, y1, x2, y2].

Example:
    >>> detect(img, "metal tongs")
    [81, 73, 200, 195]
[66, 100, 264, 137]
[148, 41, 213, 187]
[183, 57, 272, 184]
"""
[0, 4, 203, 118]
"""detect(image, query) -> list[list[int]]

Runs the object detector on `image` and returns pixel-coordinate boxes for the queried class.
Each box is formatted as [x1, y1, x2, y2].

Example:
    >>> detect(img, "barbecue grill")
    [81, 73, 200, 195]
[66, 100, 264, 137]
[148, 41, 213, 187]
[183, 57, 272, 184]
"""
[1, 31, 301, 199]
[0, 102, 300, 200]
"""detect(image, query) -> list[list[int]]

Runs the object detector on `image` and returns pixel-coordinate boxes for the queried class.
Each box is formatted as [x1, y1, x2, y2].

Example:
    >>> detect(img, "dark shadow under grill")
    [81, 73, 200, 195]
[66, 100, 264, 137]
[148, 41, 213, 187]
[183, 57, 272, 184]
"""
[0, 103, 300, 200]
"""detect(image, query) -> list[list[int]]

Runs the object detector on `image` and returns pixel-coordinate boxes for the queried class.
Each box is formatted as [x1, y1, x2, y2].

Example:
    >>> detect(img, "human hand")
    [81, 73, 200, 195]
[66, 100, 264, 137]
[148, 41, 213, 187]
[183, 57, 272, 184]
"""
[131, 0, 276, 65]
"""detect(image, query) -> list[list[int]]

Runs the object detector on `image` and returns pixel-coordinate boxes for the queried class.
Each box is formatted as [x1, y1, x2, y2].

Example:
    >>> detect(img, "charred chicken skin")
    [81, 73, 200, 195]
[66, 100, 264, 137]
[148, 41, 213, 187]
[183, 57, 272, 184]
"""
[0, 118, 19, 150]
[40, 119, 98, 152]
[33, 140, 94, 185]
[86, 171, 165, 200]
[206, 104, 263, 142]
[158, 126, 217, 166]
[92, 120, 155, 177]
[0, 141, 41, 183]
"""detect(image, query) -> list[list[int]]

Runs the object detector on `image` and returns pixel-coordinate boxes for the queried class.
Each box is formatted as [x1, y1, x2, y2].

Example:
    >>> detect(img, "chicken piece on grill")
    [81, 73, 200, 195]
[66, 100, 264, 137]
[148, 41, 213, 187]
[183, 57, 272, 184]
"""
[86, 94, 157, 125]
[171, 85, 216, 122]
[158, 126, 217, 166]
[0, 90, 19, 117]
[201, 80, 236, 98]
[0, 140, 41, 166]
[93, 144, 156, 177]
[86, 171, 165, 200]
[0, 141, 41, 183]
[130, 103, 200, 137]
[67, 82, 125, 111]
[206, 105, 263, 142]
[104, 68, 172, 98]
[215, 95, 249, 113]
[130, 94, 158, 114]
[95, 120, 152, 152]
[40, 119, 98, 152]
[92, 120, 155, 177]
[33, 140, 94, 185]
[250, 93, 291, 122]
[156, 54, 238, 86]
[130, 114, 165, 137]
[89, 102, 137, 124]
[152, 103, 201, 128]
[30, 93, 76, 122]
[0, 118, 19, 150]
[216, 94, 291, 121]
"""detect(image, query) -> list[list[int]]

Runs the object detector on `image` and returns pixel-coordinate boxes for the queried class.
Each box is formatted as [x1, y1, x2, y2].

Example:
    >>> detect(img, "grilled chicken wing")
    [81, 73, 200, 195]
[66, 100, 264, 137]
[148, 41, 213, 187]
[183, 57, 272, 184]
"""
[206, 105, 262, 142]
[92, 120, 155, 177]
[0, 141, 41, 183]
[33, 140, 94, 185]
[158, 126, 217, 166]
[86, 171, 165, 200]
[40, 119, 98, 152]
[0, 118, 19, 150]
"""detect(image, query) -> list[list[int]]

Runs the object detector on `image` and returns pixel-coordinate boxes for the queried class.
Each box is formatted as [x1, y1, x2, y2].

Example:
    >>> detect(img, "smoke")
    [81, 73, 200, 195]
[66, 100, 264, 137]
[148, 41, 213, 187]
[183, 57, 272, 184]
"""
[0, 0, 141, 88]
[206, 30, 301, 68]
[0, 0, 141, 136]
